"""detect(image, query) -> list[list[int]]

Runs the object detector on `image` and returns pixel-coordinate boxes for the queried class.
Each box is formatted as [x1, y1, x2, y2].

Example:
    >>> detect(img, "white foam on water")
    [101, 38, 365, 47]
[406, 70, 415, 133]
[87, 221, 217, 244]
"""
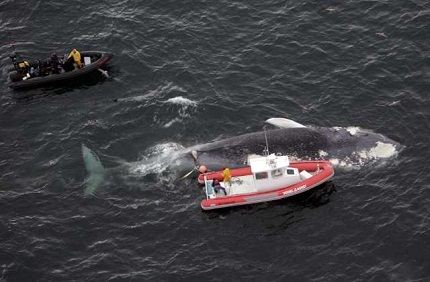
[165, 96, 197, 107]
[163, 117, 182, 128]
[130, 142, 186, 176]
[119, 95, 148, 102]
[117, 82, 186, 103]
[329, 158, 339, 166]
[319, 150, 328, 157]
[162, 96, 197, 127]
[328, 158, 359, 170]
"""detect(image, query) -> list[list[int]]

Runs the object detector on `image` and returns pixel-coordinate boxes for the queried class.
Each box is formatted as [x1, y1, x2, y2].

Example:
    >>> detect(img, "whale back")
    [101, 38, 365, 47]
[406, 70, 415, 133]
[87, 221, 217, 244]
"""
[194, 128, 329, 165]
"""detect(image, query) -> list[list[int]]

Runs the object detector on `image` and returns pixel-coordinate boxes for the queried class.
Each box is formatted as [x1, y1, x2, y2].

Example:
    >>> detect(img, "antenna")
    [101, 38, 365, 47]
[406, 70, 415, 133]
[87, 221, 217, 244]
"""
[263, 126, 270, 156]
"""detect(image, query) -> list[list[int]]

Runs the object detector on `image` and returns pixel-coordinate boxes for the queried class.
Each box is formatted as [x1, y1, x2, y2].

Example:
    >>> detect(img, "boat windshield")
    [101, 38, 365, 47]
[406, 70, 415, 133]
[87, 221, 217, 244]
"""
[204, 177, 216, 199]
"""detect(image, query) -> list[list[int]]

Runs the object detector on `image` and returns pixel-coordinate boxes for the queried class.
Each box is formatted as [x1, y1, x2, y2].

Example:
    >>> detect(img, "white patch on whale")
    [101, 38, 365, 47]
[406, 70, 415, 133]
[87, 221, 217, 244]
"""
[346, 126, 360, 136]
[358, 141, 398, 159]
[327, 142, 399, 170]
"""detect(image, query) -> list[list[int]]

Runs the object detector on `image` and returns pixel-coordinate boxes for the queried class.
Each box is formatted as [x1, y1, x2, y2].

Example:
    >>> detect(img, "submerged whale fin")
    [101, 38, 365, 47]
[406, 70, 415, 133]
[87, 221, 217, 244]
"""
[265, 118, 307, 129]
[82, 144, 105, 195]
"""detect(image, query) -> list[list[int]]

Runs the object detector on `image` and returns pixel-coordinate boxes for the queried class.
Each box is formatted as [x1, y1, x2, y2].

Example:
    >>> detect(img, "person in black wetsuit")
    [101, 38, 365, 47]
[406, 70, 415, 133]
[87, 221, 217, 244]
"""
[213, 179, 227, 195]
[50, 53, 61, 74]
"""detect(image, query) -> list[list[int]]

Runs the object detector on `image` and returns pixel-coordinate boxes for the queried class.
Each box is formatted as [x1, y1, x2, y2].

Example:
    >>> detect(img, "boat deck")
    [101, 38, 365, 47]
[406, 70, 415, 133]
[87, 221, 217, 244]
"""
[221, 175, 257, 195]
[216, 168, 321, 197]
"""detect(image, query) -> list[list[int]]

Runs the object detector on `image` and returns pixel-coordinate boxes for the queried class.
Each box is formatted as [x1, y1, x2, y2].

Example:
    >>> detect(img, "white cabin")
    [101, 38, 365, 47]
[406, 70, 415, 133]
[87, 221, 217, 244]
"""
[247, 154, 301, 192]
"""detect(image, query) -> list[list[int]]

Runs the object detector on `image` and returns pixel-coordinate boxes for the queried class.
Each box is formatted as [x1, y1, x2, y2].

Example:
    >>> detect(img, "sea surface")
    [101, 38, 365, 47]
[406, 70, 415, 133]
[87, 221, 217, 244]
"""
[1, 0, 429, 281]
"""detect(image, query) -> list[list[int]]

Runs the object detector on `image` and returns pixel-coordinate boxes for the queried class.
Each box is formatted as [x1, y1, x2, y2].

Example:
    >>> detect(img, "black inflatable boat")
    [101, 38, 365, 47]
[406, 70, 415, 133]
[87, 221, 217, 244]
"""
[8, 51, 113, 90]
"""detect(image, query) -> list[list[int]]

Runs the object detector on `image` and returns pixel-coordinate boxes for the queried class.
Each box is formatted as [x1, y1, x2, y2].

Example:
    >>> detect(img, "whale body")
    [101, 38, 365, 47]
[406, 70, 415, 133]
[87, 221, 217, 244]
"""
[82, 119, 403, 193]
[188, 119, 402, 170]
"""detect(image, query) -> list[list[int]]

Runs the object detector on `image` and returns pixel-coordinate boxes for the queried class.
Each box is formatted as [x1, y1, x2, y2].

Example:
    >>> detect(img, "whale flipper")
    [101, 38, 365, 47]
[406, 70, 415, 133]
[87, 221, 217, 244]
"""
[82, 144, 105, 195]
[266, 118, 307, 129]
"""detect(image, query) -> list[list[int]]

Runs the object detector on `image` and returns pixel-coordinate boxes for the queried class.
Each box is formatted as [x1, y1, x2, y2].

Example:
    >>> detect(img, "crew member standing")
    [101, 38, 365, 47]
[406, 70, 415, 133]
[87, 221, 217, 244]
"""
[222, 167, 231, 186]
[64, 48, 83, 71]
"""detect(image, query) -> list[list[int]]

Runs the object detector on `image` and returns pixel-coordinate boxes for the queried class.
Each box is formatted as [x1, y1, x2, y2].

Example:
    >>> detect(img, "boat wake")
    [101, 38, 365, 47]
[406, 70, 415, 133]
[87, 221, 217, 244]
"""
[114, 82, 186, 103]
[113, 83, 197, 128]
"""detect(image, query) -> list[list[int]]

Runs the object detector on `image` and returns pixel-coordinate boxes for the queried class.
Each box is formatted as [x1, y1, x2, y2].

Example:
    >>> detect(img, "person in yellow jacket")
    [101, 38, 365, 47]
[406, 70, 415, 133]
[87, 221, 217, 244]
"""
[67, 48, 82, 69]
[222, 167, 232, 186]
[18, 60, 30, 69]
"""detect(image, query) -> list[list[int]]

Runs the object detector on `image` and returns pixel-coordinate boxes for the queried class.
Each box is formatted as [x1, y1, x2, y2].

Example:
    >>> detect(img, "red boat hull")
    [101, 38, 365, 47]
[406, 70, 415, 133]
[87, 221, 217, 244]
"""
[199, 161, 334, 210]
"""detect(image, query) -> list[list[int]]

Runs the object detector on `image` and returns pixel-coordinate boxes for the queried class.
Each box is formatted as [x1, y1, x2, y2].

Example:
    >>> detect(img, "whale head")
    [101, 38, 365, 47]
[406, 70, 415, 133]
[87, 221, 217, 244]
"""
[316, 126, 403, 167]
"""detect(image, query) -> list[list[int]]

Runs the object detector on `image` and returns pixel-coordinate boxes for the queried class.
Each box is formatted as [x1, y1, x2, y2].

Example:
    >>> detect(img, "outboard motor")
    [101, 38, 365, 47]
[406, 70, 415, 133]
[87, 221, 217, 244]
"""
[9, 52, 33, 81]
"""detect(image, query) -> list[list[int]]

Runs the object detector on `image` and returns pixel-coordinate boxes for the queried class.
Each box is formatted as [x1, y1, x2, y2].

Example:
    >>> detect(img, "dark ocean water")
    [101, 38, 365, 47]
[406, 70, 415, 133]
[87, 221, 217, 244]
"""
[1, 0, 430, 281]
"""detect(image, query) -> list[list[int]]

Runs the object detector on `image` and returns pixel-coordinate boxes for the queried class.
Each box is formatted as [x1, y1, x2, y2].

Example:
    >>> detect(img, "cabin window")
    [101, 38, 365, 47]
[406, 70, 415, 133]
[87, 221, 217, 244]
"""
[255, 171, 268, 180]
[286, 169, 295, 175]
[271, 168, 284, 178]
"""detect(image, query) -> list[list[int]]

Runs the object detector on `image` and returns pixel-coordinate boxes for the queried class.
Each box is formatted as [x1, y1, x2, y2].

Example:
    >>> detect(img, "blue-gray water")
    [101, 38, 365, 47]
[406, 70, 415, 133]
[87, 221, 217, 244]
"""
[1, 0, 429, 281]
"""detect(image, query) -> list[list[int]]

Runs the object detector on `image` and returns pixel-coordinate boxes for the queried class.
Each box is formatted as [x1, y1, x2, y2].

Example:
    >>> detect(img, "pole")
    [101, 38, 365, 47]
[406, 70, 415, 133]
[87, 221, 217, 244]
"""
[263, 126, 270, 156]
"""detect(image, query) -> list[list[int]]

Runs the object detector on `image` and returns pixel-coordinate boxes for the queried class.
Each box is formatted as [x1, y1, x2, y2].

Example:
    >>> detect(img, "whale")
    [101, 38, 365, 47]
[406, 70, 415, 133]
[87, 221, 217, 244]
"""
[82, 118, 403, 194]
[186, 118, 403, 170]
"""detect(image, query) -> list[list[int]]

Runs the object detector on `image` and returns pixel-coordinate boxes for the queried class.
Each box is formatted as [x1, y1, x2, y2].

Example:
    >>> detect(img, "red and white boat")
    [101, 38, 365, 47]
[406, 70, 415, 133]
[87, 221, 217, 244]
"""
[197, 154, 334, 210]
